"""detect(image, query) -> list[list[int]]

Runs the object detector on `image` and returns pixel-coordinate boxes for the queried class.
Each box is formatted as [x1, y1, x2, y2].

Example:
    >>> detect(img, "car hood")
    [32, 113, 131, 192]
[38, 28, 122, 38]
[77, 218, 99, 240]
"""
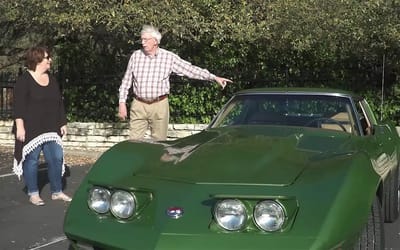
[127, 126, 354, 186]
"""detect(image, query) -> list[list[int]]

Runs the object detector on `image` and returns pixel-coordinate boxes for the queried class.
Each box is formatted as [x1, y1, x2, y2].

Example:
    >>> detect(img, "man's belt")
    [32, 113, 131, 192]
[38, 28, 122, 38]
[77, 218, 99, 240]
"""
[135, 94, 168, 104]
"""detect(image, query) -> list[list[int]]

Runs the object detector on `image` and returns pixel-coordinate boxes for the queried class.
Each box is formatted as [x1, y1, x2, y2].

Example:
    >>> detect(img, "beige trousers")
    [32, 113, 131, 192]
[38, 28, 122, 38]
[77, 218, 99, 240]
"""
[129, 98, 169, 141]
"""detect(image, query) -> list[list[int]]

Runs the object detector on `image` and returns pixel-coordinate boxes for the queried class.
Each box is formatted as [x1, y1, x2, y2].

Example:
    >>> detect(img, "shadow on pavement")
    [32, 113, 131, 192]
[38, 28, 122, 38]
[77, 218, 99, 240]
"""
[20, 164, 71, 196]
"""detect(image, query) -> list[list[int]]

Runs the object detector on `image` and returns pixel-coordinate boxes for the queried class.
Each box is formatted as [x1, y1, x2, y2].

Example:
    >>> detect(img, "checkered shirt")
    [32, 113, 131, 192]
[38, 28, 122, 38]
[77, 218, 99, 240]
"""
[119, 48, 216, 102]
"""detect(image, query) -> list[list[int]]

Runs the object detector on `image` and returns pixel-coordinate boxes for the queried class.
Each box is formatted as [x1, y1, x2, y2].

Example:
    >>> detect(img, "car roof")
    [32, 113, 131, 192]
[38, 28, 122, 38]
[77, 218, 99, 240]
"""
[236, 87, 359, 99]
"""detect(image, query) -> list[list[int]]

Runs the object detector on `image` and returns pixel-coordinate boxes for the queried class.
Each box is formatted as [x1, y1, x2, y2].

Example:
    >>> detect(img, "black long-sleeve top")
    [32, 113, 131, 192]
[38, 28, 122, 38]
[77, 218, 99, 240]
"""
[12, 71, 67, 178]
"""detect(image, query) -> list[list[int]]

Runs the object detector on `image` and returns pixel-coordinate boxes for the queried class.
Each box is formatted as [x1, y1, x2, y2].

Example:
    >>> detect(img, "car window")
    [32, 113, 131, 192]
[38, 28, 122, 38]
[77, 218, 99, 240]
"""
[211, 97, 249, 127]
[211, 94, 356, 134]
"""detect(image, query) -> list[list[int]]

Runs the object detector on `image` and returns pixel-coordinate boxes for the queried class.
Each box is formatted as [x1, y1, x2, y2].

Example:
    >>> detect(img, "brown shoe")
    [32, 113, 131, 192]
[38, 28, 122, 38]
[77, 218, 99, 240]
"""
[29, 195, 45, 206]
[51, 192, 72, 202]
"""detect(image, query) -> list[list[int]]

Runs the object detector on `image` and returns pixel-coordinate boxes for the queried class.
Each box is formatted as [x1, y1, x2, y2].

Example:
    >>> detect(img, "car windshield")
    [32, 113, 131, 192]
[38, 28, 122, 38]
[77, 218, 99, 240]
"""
[210, 93, 357, 134]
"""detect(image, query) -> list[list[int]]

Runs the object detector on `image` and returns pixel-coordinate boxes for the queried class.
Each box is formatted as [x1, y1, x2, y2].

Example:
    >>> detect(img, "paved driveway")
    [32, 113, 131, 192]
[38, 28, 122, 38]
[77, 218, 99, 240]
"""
[0, 147, 98, 250]
[0, 147, 399, 250]
[0, 165, 91, 250]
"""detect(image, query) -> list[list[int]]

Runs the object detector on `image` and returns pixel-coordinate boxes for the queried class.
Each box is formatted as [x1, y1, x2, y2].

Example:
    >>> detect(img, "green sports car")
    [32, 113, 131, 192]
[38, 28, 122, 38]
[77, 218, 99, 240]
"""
[64, 88, 400, 250]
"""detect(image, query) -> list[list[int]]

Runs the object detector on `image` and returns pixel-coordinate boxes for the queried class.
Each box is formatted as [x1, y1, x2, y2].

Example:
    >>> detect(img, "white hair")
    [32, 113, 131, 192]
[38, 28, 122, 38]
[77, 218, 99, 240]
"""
[141, 25, 162, 44]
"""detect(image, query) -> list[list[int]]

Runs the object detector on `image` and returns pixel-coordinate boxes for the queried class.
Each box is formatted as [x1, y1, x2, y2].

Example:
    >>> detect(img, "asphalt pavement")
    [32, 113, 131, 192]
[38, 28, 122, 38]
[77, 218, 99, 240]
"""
[0, 147, 98, 250]
[0, 146, 399, 250]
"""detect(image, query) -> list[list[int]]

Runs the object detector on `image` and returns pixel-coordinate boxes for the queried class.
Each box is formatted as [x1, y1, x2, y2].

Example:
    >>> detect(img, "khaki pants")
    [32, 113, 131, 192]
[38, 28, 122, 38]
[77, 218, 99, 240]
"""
[129, 98, 169, 141]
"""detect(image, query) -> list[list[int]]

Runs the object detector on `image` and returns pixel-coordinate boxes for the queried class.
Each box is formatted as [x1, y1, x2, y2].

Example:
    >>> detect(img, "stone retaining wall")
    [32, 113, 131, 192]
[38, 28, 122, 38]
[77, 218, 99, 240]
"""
[2, 120, 399, 151]
[0, 120, 207, 151]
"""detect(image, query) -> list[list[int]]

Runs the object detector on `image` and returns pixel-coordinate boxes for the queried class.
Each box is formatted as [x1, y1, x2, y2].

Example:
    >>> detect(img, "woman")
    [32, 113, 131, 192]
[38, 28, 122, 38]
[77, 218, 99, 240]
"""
[13, 46, 71, 206]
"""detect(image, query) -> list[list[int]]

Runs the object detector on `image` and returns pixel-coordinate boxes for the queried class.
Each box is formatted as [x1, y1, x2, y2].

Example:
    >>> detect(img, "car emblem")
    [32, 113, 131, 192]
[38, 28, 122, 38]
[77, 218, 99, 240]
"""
[166, 206, 184, 219]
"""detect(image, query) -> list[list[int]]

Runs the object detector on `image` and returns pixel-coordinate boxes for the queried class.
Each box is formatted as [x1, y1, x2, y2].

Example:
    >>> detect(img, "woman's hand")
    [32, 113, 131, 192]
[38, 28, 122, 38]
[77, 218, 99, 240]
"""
[15, 118, 25, 142]
[16, 128, 26, 142]
[60, 125, 67, 137]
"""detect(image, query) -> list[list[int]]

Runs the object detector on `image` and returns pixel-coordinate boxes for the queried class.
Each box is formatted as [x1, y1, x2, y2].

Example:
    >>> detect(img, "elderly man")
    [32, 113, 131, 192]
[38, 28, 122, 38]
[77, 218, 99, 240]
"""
[118, 24, 232, 141]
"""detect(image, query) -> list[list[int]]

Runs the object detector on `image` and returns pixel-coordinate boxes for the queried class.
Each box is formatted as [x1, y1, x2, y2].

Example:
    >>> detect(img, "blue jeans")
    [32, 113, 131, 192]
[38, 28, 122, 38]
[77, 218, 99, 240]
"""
[23, 141, 64, 196]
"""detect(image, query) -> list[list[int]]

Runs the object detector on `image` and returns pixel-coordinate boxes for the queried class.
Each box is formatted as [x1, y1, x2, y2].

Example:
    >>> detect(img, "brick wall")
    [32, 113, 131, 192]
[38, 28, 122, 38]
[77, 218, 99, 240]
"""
[0, 120, 207, 151]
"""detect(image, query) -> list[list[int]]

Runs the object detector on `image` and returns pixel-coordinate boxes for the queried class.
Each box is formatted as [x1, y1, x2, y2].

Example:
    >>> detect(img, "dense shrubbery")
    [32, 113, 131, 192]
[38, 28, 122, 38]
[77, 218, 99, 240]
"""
[61, 76, 231, 123]
[61, 75, 400, 124]
[1, 0, 399, 123]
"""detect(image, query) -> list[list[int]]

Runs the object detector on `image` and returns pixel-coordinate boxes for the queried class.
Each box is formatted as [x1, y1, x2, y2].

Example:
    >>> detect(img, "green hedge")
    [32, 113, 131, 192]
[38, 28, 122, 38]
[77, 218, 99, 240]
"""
[61, 76, 400, 125]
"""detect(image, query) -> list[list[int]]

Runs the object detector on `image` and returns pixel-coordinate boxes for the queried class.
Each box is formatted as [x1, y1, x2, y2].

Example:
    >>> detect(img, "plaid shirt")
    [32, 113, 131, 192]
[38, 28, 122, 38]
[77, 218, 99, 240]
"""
[119, 48, 216, 102]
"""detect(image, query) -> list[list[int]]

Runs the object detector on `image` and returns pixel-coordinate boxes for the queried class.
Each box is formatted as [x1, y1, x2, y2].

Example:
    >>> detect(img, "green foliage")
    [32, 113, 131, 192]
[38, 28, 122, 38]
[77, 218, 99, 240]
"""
[364, 89, 400, 123]
[1, 0, 400, 124]
[62, 79, 121, 122]
[169, 80, 230, 123]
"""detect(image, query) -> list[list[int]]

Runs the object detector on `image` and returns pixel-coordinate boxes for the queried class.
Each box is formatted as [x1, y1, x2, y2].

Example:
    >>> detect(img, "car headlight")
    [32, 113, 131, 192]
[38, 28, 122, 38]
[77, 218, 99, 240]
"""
[110, 190, 136, 219]
[214, 199, 247, 231]
[253, 200, 285, 232]
[88, 187, 111, 214]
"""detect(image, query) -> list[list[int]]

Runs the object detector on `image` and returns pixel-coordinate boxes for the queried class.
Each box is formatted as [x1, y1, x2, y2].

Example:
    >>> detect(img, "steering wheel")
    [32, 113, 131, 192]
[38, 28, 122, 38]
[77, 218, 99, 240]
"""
[304, 118, 347, 132]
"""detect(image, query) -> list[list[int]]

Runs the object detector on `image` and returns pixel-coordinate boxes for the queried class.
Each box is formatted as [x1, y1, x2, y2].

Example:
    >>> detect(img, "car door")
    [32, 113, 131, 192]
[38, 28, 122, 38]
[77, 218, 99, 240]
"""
[357, 99, 398, 177]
